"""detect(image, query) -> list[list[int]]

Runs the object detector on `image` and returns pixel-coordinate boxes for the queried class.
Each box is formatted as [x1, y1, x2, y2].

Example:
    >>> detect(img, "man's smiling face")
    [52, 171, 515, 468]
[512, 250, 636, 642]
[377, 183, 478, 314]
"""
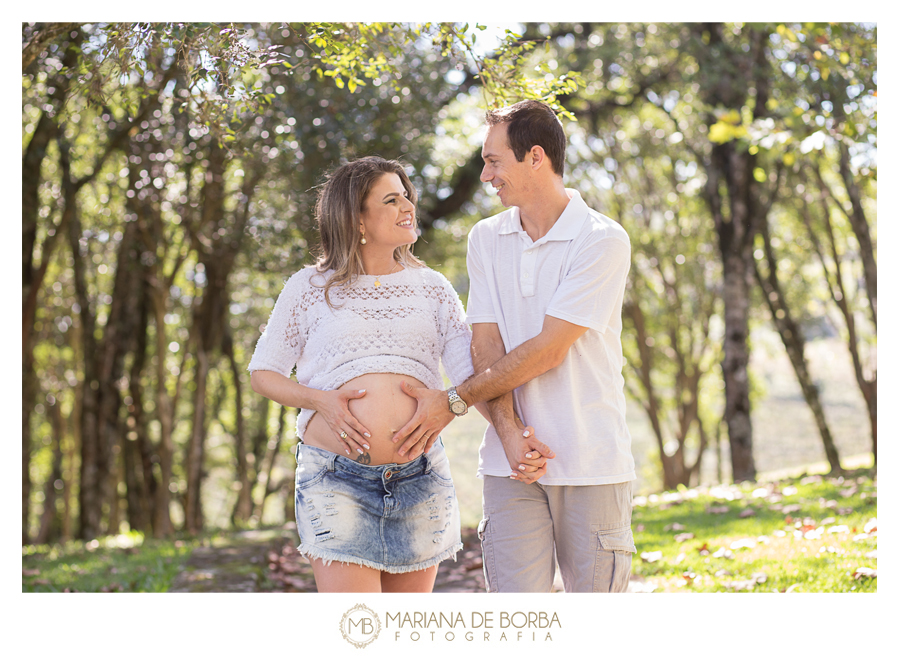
[480, 122, 534, 209]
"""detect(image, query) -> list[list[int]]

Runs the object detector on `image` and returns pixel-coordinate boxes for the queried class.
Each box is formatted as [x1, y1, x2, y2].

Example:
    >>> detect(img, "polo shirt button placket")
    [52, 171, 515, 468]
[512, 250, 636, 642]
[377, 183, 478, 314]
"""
[521, 247, 537, 297]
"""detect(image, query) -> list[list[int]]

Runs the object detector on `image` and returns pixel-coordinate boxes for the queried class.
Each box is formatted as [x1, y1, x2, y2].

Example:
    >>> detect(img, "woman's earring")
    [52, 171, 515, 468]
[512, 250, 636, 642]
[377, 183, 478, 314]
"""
[360, 234, 367, 245]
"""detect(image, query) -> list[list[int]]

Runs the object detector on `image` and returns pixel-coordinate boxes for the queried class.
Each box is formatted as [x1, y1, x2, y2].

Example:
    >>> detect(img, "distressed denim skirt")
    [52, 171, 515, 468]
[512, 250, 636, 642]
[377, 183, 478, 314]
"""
[293, 439, 463, 573]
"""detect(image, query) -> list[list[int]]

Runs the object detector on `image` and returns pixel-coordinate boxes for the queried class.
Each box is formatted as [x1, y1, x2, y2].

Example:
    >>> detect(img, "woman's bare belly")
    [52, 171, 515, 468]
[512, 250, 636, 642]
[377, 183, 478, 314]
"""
[303, 373, 428, 465]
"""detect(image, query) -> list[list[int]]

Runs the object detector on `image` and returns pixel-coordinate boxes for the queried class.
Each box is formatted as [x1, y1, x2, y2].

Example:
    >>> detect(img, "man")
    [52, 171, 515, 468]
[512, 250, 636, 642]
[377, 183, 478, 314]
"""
[393, 100, 635, 592]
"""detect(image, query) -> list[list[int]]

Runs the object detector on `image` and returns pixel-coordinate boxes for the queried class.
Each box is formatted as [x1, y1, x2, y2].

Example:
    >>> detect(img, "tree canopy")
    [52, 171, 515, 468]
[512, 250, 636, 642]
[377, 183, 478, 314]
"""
[23, 22, 875, 544]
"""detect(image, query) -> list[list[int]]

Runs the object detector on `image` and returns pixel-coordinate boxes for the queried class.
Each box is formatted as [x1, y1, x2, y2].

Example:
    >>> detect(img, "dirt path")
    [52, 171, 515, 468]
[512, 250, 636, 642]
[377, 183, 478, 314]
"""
[168, 526, 653, 593]
[169, 525, 488, 593]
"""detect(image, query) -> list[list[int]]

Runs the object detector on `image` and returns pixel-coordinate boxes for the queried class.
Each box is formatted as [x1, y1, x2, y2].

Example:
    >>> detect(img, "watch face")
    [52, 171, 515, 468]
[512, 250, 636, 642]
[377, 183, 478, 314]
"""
[450, 400, 466, 415]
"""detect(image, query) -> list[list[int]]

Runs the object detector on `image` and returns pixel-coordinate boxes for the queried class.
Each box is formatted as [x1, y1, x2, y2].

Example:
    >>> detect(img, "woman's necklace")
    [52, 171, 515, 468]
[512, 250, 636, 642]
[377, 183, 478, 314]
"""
[365, 261, 401, 288]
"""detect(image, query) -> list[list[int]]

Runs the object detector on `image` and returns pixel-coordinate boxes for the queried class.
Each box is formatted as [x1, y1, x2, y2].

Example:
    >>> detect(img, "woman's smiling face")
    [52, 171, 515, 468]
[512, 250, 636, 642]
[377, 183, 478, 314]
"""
[359, 173, 418, 250]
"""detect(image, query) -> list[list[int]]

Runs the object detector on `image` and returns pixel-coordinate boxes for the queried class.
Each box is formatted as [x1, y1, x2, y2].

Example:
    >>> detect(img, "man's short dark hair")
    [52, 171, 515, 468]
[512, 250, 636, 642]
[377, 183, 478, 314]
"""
[485, 100, 566, 176]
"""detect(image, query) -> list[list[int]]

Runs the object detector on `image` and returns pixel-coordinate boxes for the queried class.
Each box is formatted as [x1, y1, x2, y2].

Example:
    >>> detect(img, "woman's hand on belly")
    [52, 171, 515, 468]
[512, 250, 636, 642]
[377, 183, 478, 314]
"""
[304, 387, 374, 457]
[304, 374, 428, 465]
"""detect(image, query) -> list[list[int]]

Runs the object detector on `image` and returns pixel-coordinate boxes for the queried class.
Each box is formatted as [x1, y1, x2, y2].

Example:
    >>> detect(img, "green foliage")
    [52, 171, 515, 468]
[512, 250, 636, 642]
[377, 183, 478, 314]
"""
[22, 531, 199, 592]
[632, 470, 877, 592]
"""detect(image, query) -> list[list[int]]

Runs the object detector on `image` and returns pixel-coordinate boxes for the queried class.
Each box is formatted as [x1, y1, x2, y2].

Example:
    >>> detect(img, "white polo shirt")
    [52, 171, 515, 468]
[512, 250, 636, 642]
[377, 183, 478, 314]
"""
[466, 189, 635, 485]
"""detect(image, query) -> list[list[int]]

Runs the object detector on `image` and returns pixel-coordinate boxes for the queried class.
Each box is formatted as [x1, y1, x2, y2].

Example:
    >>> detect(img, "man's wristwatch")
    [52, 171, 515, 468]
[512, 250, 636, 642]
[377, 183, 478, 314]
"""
[447, 387, 468, 416]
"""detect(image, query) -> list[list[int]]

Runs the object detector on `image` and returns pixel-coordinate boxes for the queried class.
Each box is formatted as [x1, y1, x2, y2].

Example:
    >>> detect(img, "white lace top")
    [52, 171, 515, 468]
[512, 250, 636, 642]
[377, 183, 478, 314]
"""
[247, 265, 474, 439]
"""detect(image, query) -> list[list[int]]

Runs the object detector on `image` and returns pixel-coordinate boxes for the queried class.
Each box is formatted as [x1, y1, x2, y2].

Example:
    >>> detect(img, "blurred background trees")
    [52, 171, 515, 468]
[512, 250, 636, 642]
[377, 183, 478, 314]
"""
[22, 22, 875, 545]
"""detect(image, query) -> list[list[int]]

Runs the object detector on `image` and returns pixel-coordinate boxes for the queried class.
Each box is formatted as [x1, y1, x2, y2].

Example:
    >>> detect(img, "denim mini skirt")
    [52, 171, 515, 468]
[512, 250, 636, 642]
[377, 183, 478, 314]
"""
[293, 439, 463, 573]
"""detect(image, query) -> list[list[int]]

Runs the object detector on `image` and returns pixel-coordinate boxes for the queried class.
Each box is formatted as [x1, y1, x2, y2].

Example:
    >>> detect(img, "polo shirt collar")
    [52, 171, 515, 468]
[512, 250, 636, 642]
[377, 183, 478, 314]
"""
[497, 189, 589, 242]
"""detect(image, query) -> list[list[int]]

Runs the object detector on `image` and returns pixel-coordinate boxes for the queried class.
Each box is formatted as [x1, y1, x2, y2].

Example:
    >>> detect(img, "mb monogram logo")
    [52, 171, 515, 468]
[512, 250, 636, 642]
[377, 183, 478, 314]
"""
[340, 604, 382, 648]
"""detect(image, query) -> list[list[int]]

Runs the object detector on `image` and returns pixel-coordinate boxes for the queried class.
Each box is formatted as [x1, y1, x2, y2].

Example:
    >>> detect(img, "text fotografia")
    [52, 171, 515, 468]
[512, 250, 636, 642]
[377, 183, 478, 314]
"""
[386, 611, 561, 642]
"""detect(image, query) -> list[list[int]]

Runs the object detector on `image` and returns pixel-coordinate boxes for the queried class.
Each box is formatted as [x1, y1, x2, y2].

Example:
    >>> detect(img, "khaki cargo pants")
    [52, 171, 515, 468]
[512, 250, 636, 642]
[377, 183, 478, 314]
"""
[479, 477, 636, 592]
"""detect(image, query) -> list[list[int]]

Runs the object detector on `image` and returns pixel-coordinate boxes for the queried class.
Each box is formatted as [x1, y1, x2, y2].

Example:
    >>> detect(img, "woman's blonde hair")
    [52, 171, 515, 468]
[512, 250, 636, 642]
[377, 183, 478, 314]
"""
[313, 156, 424, 307]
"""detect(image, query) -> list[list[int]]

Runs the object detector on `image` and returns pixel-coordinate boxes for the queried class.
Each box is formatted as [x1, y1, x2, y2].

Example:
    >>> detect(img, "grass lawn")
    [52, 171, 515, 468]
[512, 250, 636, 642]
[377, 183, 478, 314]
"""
[22, 467, 876, 594]
[630, 468, 877, 592]
[22, 532, 200, 593]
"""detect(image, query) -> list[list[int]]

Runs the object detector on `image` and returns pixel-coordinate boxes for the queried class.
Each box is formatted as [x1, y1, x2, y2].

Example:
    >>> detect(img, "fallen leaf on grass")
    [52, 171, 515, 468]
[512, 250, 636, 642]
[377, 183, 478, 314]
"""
[664, 522, 686, 531]
[739, 508, 756, 518]
[726, 572, 767, 591]
[864, 519, 877, 533]
[640, 551, 662, 563]
[730, 538, 757, 550]
[827, 525, 850, 534]
[865, 550, 877, 559]
[629, 580, 658, 593]
[674, 533, 694, 543]
[712, 548, 734, 559]
[32, 579, 50, 586]
[707, 505, 729, 514]
[682, 571, 697, 583]
[853, 567, 877, 580]
[22, 569, 40, 577]
[697, 543, 709, 555]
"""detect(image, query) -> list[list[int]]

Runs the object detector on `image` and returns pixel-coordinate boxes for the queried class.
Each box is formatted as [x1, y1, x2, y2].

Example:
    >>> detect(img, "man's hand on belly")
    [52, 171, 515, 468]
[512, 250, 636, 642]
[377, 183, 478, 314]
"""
[392, 382, 456, 458]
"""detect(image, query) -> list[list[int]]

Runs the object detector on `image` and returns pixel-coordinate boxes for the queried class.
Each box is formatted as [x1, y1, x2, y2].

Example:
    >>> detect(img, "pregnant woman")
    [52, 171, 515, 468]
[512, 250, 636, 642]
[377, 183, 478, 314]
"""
[248, 156, 477, 592]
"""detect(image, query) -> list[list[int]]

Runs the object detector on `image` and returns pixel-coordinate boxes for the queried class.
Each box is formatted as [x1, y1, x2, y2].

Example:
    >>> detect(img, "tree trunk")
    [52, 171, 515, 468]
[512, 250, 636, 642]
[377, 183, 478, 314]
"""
[225, 330, 252, 525]
[62, 144, 101, 540]
[717, 200, 756, 483]
[62, 399, 76, 541]
[754, 218, 842, 473]
[125, 280, 154, 534]
[802, 178, 877, 463]
[624, 300, 679, 490]
[695, 22, 770, 483]
[98, 219, 144, 535]
[36, 401, 65, 545]
[256, 404, 287, 520]
[22, 359, 36, 545]
[181, 141, 261, 532]
[185, 349, 210, 534]
[151, 293, 176, 537]
[22, 31, 82, 546]
[121, 431, 147, 534]
[836, 143, 876, 329]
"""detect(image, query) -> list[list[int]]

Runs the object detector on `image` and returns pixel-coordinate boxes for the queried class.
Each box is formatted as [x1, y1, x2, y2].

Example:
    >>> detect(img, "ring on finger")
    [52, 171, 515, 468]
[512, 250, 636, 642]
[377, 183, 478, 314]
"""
[339, 431, 348, 440]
